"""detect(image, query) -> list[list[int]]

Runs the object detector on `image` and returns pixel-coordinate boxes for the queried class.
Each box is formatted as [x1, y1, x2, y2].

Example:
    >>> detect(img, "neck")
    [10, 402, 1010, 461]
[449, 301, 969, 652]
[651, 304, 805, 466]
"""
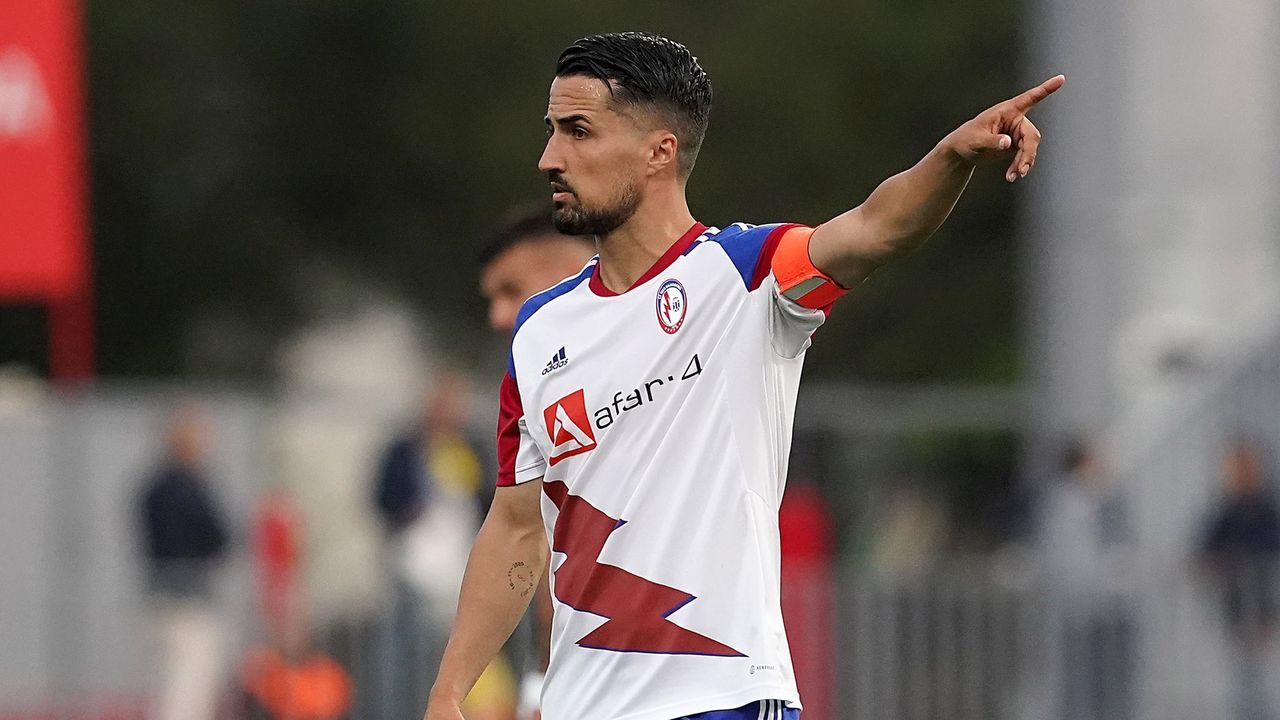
[595, 187, 696, 293]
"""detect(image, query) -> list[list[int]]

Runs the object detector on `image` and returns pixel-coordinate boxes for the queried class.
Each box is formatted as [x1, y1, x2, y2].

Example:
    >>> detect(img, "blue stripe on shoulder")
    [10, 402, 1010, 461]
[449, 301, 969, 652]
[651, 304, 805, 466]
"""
[681, 226, 716, 256]
[508, 260, 596, 376]
[699, 222, 788, 289]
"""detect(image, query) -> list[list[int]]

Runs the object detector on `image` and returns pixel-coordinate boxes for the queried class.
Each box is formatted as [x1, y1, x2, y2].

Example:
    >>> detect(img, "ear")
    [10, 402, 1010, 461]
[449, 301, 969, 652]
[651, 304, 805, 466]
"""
[646, 131, 679, 177]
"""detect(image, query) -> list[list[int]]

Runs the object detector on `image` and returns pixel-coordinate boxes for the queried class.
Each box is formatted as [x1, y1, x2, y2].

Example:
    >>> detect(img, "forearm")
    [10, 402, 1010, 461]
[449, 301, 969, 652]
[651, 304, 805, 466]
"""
[860, 138, 975, 255]
[810, 138, 974, 286]
[429, 497, 549, 705]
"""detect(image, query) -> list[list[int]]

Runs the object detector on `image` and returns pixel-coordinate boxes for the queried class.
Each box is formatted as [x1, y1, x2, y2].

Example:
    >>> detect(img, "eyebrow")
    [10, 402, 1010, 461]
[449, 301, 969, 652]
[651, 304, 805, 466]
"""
[545, 114, 593, 128]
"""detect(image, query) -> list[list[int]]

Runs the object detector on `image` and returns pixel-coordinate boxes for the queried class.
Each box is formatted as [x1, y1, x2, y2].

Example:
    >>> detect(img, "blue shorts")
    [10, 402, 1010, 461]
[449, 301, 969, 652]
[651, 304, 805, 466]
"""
[678, 700, 799, 720]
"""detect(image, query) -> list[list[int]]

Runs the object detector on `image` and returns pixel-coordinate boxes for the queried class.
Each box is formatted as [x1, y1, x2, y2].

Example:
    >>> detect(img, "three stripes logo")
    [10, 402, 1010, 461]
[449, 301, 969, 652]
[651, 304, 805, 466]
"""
[542, 346, 569, 375]
[753, 700, 788, 719]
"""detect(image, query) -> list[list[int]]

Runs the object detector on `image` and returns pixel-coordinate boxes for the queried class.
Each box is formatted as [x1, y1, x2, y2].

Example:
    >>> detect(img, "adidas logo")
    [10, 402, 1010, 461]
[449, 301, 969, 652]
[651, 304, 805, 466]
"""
[541, 347, 569, 375]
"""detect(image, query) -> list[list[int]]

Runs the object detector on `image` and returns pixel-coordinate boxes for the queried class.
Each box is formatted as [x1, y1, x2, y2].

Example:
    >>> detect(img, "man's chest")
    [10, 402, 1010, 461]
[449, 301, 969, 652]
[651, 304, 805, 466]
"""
[513, 255, 753, 464]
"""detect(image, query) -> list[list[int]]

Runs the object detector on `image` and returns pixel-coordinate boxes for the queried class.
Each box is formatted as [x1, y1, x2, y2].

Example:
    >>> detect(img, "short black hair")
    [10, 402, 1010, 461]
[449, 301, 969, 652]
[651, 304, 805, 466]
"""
[556, 32, 712, 178]
[478, 204, 595, 268]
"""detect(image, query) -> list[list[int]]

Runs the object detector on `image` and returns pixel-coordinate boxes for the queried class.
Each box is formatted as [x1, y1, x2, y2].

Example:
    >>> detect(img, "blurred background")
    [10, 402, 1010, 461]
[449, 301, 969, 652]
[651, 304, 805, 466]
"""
[2, 1, 1278, 719]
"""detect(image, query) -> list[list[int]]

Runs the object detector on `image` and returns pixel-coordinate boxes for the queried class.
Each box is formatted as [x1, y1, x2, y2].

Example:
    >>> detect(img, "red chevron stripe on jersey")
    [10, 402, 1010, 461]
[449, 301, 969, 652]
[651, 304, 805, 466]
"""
[543, 480, 745, 657]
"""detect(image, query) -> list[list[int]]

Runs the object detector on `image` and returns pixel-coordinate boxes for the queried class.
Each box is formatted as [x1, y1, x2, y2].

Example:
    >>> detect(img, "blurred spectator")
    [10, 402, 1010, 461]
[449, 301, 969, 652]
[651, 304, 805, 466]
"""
[255, 488, 304, 649]
[238, 487, 356, 720]
[778, 475, 835, 720]
[1199, 440, 1280, 720]
[372, 369, 513, 720]
[374, 369, 494, 621]
[1037, 439, 1134, 720]
[136, 402, 230, 720]
[871, 486, 949, 573]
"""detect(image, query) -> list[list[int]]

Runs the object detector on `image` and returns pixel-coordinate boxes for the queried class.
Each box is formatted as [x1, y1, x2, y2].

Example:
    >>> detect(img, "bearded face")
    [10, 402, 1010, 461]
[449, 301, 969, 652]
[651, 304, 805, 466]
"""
[539, 75, 666, 239]
[549, 170, 642, 236]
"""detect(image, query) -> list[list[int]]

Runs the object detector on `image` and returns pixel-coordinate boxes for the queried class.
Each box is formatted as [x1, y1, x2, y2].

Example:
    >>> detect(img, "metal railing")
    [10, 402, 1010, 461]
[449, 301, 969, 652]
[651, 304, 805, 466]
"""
[4, 384, 1279, 719]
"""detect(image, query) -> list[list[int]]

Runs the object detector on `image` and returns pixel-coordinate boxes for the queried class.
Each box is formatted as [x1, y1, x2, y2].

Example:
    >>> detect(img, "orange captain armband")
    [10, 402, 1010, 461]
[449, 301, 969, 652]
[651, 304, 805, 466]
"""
[769, 225, 850, 309]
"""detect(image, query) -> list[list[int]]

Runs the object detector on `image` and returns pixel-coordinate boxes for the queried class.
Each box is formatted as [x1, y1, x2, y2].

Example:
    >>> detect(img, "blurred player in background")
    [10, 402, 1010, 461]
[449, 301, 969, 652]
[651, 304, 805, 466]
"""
[427, 32, 1062, 720]
[480, 207, 596, 719]
[480, 206, 598, 335]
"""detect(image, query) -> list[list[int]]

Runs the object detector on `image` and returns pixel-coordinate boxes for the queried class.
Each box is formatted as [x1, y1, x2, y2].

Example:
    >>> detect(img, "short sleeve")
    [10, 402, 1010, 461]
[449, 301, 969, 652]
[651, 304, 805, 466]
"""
[708, 222, 847, 358]
[767, 225, 849, 357]
[495, 371, 547, 486]
[767, 277, 828, 358]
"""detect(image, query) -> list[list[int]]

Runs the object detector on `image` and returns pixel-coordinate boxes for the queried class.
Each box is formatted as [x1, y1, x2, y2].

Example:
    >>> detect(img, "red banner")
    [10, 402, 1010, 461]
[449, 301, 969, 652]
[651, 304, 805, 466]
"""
[0, 0, 89, 302]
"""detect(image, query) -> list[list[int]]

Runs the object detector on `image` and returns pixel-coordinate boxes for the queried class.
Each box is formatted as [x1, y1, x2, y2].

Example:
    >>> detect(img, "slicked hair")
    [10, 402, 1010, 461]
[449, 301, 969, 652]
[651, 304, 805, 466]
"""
[556, 32, 712, 178]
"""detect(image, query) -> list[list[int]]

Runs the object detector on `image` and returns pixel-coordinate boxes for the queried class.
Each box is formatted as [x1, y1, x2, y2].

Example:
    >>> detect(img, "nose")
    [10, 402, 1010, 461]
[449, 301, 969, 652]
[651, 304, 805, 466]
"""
[538, 133, 563, 174]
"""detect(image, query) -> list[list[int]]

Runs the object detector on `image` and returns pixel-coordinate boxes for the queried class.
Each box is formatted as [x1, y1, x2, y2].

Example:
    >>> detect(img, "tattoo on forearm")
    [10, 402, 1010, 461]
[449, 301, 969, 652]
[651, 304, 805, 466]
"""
[508, 561, 535, 598]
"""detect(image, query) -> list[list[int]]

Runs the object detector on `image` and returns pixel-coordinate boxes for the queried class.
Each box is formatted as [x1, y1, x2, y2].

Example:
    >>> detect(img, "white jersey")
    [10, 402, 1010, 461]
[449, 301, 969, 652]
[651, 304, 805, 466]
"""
[496, 222, 834, 720]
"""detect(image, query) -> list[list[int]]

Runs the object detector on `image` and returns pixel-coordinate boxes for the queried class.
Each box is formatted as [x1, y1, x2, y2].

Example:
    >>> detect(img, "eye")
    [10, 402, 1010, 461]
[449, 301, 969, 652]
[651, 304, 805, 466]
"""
[572, 126, 589, 140]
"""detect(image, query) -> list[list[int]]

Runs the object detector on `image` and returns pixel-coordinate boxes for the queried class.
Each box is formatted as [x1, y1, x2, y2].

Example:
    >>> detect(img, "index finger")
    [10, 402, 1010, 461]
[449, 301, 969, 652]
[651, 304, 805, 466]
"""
[1010, 74, 1066, 112]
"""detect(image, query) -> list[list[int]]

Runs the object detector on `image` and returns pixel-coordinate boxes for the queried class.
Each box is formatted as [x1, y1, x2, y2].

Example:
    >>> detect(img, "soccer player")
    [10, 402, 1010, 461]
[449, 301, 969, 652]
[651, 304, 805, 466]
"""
[426, 32, 1063, 720]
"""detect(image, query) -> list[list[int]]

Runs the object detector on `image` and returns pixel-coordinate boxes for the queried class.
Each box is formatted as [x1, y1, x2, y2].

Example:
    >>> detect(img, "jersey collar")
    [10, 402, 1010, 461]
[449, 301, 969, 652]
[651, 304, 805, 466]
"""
[588, 222, 707, 297]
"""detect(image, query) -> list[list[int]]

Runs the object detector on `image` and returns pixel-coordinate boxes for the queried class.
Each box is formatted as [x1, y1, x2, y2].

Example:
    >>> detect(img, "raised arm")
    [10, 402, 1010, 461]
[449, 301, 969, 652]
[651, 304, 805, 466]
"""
[425, 478, 549, 720]
[809, 75, 1065, 288]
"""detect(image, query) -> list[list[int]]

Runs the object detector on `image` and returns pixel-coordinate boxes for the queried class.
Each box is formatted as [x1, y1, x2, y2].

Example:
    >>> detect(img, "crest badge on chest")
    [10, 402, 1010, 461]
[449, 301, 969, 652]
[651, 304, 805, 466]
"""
[655, 279, 687, 335]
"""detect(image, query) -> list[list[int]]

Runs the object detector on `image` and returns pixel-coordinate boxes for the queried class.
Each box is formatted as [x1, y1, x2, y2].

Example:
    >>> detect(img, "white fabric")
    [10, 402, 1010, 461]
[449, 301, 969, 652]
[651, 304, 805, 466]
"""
[152, 601, 225, 720]
[518, 670, 545, 719]
[507, 225, 821, 720]
[513, 414, 549, 484]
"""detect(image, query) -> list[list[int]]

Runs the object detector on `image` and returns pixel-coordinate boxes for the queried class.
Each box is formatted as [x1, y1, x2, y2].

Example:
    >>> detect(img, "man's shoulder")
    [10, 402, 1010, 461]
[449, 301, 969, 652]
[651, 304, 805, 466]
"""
[507, 260, 596, 380]
[513, 259, 597, 339]
[696, 221, 782, 246]
[695, 221, 801, 289]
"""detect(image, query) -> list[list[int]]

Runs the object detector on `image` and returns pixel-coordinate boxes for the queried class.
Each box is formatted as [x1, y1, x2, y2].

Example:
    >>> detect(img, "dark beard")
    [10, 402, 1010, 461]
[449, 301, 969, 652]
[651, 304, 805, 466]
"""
[552, 183, 641, 236]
